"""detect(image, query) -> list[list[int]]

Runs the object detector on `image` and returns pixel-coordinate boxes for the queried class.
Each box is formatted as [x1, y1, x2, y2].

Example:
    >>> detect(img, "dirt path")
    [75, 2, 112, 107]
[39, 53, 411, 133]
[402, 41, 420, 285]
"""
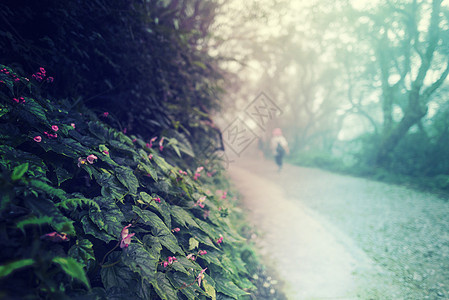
[228, 158, 449, 299]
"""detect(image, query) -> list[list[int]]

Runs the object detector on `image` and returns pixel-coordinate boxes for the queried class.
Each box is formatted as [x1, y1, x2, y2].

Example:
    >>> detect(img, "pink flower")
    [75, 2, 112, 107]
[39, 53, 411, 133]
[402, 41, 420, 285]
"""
[186, 254, 196, 261]
[159, 137, 165, 151]
[123, 128, 127, 134]
[43, 131, 57, 139]
[148, 154, 153, 159]
[149, 136, 157, 148]
[14, 78, 20, 82]
[12, 98, 19, 103]
[39, 67, 46, 74]
[195, 196, 206, 208]
[102, 112, 109, 117]
[52, 125, 59, 132]
[86, 154, 97, 164]
[153, 197, 161, 203]
[217, 236, 223, 244]
[33, 136, 42, 142]
[179, 170, 187, 176]
[163, 256, 177, 267]
[221, 191, 227, 199]
[46, 77, 54, 83]
[120, 224, 135, 248]
[197, 268, 207, 287]
[40, 231, 69, 242]
[103, 150, 109, 155]
[172, 228, 180, 233]
[77, 157, 87, 167]
[132, 139, 137, 143]
[193, 166, 204, 180]
[199, 250, 207, 255]
[70, 123, 76, 128]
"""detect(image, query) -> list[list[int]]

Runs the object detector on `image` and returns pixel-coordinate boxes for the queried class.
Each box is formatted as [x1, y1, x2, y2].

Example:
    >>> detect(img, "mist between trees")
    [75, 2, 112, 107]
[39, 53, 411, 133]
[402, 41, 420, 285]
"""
[213, 0, 449, 191]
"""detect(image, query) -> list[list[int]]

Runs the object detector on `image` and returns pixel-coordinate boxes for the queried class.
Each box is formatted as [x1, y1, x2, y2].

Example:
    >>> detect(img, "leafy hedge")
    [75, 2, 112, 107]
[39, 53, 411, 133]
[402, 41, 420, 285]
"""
[0, 65, 257, 299]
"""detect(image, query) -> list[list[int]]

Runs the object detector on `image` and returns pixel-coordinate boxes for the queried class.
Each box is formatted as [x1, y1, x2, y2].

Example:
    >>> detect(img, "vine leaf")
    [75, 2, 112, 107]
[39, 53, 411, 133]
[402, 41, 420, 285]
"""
[0, 259, 34, 278]
[11, 163, 28, 181]
[133, 207, 183, 254]
[213, 273, 248, 299]
[115, 166, 139, 194]
[89, 196, 125, 238]
[152, 272, 179, 300]
[16, 215, 52, 232]
[68, 238, 95, 270]
[101, 252, 136, 290]
[122, 244, 158, 283]
[52, 257, 90, 289]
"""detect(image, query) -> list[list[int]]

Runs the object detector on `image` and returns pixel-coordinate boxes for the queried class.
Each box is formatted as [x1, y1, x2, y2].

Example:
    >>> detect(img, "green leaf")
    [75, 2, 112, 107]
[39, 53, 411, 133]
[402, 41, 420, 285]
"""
[52, 257, 90, 289]
[189, 238, 199, 251]
[166, 271, 200, 300]
[55, 167, 73, 185]
[57, 197, 100, 211]
[101, 253, 135, 290]
[16, 215, 52, 231]
[137, 162, 158, 181]
[153, 155, 173, 174]
[115, 166, 138, 194]
[214, 274, 248, 299]
[11, 162, 28, 181]
[89, 196, 126, 238]
[167, 135, 195, 158]
[0, 103, 11, 118]
[204, 280, 217, 300]
[122, 244, 158, 282]
[81, 216, 115, 242]
[38, 138, 89, 159]
[152, 272, 179, 300]
[109, 140, 137, 156]
[0, 259, 34, 278]
[171, 206, 200, 229]
[142, 235, 162, 261]
[200, 249, 225, 270]
[29, 179, 68, 200]
[193, 61, 207, 70]
[98, 172, 128, 201]
[133, 207, 183, 254]
[190, 228, 218, 249]
[68, 238, 95, 269]
[24, 198, 75, 235]
[88, 121, 108, 142]
[138, 192, 171, 228]
[22, 98, 50, 126]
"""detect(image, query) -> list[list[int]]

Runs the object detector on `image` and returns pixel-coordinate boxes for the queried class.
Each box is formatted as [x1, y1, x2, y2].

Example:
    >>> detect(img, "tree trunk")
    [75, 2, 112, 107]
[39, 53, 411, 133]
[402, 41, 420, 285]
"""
[375, 104, 426, 165]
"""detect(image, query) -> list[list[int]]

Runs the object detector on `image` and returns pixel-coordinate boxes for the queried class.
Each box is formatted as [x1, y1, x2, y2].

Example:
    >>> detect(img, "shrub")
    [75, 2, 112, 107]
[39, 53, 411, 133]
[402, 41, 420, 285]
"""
[0, 65, 255, 299]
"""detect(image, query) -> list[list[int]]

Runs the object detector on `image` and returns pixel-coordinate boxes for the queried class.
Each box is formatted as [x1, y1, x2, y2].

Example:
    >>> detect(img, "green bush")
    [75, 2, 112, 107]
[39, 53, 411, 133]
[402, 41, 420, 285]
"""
[0, 65, 256, 299]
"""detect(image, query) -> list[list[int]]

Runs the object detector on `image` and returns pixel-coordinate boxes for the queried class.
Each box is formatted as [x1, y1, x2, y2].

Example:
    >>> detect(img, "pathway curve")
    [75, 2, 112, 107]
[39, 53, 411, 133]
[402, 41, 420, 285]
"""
[228, 158, 449, 299]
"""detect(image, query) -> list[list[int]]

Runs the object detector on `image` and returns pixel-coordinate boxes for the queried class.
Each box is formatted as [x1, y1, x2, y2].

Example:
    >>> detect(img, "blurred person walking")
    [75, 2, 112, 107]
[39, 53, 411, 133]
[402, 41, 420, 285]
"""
[271, 128, 289, 172]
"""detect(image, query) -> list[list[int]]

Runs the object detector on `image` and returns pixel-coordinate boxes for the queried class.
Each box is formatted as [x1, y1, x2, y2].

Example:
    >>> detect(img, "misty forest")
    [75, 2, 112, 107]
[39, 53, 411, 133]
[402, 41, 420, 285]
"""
[1, 0, 449, 299]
